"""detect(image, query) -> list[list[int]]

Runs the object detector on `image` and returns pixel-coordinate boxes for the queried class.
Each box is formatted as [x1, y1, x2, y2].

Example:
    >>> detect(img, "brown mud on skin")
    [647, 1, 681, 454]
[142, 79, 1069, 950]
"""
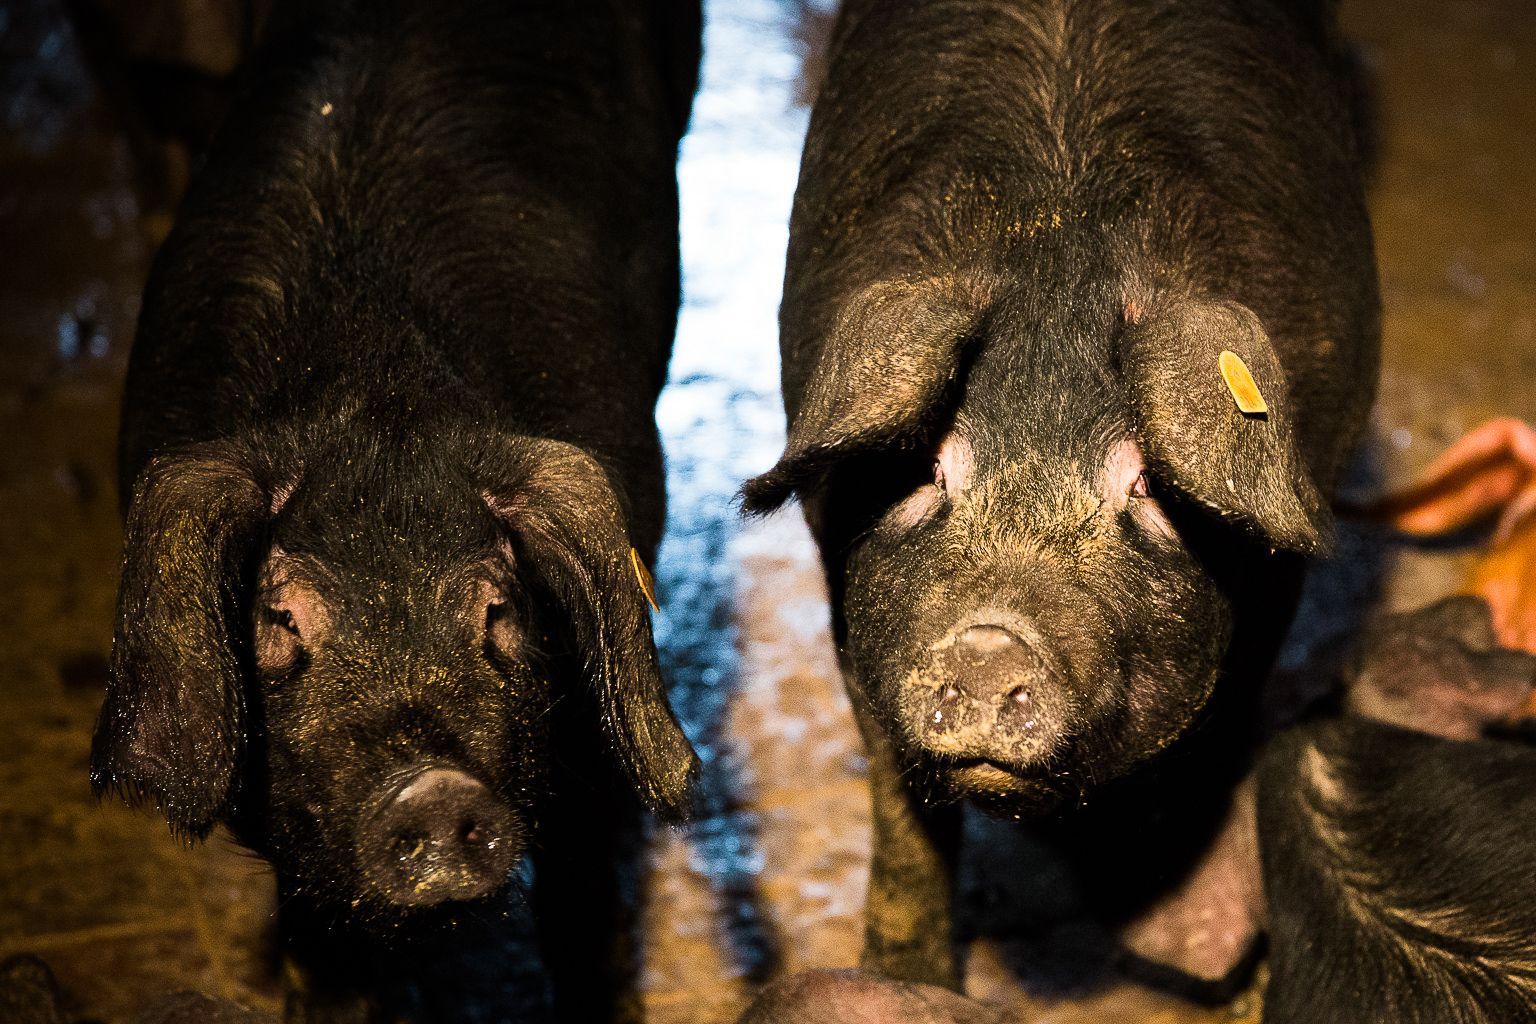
[1, 1, 1533, 1023]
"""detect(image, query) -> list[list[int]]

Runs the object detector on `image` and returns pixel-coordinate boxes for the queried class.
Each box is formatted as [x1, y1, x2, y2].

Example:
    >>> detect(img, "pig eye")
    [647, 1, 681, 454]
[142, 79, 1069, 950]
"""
[485, 598, 519, 637]
[1128, 471, 1152, 499]
[484, 596, 523, 659]
[261, 605, 299, 636]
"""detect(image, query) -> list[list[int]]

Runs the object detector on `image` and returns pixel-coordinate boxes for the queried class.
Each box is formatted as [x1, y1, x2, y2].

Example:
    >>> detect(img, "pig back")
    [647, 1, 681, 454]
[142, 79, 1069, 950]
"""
[782, 0, 1378, 492]
[118, 0, 699, 536]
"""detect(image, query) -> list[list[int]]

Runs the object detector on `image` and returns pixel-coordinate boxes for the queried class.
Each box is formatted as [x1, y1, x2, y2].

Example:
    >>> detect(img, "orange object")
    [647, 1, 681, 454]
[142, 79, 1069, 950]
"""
[1370, 417, 1536, 544]
[1365, 418, 1536, 715]
[630, 547, 660, 613]
[1466, 515, 1536, 659]
[1219, 350, 1269, 415]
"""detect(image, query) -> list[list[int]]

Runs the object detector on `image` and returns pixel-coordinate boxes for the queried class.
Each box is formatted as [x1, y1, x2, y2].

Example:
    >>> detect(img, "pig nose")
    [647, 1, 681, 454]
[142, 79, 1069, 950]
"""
[359, 768, 519, 907]
[942, 625, 1050, 716]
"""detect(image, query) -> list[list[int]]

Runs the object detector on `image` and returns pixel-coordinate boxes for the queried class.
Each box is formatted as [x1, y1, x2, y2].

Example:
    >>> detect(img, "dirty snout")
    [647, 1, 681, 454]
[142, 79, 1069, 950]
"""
[356, 767, 521, 908]
[910, 621, 1073, 774]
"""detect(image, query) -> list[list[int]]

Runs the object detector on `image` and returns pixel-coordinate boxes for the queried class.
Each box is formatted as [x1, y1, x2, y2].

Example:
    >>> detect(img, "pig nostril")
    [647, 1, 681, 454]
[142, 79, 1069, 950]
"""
[1005, 686, 1040, 730]
[461, 821, 482, 846]
[392, 831, 427, 861]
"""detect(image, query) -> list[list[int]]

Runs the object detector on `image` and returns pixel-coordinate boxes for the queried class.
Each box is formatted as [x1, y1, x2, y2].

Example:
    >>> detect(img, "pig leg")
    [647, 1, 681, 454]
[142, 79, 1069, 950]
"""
[533, 747, 642, 1024]
[851, 689, 964, 990]
[738, 969, 1010, 1024]
[1117, 777, 1264, 998]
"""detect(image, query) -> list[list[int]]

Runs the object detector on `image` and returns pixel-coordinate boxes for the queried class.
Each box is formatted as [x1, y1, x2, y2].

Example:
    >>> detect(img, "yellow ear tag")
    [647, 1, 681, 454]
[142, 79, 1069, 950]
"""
[1219, 350, 1268, 416]
[630, 548, 660, 613]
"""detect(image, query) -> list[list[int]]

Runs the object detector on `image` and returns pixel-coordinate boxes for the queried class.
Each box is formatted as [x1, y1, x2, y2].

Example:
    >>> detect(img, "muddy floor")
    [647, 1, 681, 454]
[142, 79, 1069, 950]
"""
[1, 0, 1532, 1021]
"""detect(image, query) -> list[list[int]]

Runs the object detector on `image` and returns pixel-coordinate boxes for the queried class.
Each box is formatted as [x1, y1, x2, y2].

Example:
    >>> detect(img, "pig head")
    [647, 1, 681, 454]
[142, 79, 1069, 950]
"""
[745, 270, 1330, 807]
[91, 427, 696, 917]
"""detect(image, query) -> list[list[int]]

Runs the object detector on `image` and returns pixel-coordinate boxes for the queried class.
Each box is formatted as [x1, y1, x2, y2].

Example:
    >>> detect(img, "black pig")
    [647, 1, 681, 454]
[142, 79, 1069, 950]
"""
[739, 597, 1536, 1023]
[1258, 595, 1536, 1024]
[743, 0, 1379, 986]
[1122, 594, 1536, 993]
[1258, 718, 1536, 1024]
[89, 0, 700, 1018]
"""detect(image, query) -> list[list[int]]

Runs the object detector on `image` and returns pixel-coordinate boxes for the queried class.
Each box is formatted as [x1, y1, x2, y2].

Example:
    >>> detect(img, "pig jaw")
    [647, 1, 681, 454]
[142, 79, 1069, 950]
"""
[843, 517, 1230, 808]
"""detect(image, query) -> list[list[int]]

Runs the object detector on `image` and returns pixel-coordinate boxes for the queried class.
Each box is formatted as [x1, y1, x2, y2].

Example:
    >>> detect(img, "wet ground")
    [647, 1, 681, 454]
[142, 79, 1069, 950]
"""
[1, 0, 1533, 1021]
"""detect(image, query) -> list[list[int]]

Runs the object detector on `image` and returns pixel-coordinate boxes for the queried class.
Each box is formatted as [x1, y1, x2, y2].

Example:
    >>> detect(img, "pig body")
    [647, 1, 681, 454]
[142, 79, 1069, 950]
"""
[1259, 595, 1536, 1023]
[745, 0, 1378, 986]
[91, 1, 700, 1018]
[1120, 594, 1536, 996]
[1258, 718, 1536, 1024]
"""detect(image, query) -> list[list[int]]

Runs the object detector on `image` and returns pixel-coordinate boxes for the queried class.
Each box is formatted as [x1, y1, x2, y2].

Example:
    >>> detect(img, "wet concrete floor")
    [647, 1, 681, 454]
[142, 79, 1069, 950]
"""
[1, 0, 1533, 1021]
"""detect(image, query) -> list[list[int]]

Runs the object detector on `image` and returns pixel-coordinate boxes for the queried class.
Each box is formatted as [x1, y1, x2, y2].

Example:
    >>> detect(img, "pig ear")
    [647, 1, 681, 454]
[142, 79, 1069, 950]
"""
[741, 276, 987, 513]
[1122, 298, 1331, 554]
[91, 442, 266, 839]
[487, 440, 698, 820]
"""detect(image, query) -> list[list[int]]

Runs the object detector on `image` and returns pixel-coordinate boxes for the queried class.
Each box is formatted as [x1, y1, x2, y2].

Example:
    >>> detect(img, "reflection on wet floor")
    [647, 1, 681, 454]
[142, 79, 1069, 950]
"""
[647, 0, 830, 1002]
[1, 0, 1534, 1021]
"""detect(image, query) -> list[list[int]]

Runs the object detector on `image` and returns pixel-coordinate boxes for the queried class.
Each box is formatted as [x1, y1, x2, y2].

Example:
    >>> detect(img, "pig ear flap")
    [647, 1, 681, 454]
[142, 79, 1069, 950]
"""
[1123, 298, 1332, 554]
[489, 441, 698, 820]
[741, 277, 987, 513]
[91, 442, 266, 840]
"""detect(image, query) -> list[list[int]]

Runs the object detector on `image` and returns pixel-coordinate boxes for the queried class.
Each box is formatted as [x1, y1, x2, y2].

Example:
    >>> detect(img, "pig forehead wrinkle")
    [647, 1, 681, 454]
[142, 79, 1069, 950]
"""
[946, 452, 1112, 555]
[955, 351, 1128, 472]
[271, 663, 535, 780]
[269, 570, 468, 638]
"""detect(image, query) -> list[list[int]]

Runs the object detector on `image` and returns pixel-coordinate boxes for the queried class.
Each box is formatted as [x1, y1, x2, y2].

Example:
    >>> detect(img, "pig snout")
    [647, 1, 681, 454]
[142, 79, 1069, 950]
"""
[357, 768, 519, 908]
[915, 624, 1069, 769]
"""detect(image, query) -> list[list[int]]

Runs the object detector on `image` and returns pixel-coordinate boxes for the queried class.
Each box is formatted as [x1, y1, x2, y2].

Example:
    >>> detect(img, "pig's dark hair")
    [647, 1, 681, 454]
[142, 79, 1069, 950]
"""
[94, 0, 701, 841]
[91, 441, 268, 838]
[1259, 720, 1536, 1023]
[91, 431, 698, 839]
[742, 0, 1374, 555]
